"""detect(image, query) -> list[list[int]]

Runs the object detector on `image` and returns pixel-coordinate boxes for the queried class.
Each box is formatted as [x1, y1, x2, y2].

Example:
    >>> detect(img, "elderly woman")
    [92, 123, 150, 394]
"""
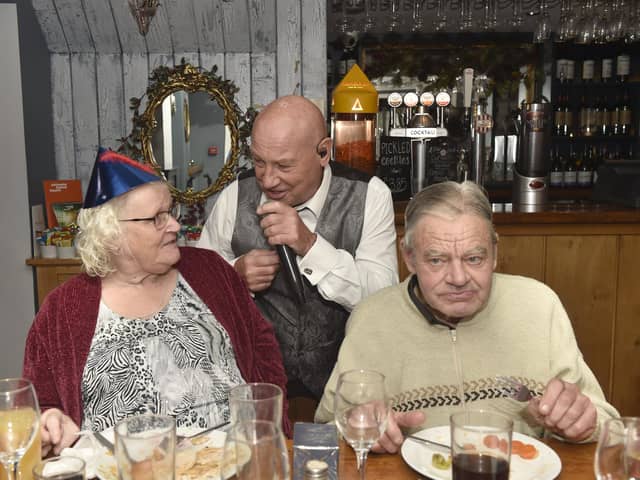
[23, 148, 288, 456]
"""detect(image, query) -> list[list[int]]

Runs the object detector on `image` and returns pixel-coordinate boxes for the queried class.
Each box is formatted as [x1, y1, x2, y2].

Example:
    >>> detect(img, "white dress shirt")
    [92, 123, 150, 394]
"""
[197, 164, 399, 311]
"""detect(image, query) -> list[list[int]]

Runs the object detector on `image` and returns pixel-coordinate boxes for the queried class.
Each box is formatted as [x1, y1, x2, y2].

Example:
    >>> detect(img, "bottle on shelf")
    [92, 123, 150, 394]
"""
[611, 90, 622, 136]
[582, 59, 595, 86]
[577, 146, 593, 188]
[550, 147, 564, 188]
[601, 57, 613, 84]
[579, 89, 596, 137]
[616, 52, 630, 84]
[619, 89, 632, 136]
[600, 92, 611, 136]
[563, 144, 578, 188]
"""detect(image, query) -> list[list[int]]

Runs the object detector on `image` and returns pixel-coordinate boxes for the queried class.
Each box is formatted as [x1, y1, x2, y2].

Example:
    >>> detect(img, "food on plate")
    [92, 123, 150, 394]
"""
[177, 445, 225, 479]
[483, 434, 499, 449]
[431, 452, 452, 470]
[483, 434, 539, 460]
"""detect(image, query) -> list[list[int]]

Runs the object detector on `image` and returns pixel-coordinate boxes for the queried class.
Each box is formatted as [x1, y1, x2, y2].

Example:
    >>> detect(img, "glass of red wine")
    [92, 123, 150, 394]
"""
[450, 410, 513, 480]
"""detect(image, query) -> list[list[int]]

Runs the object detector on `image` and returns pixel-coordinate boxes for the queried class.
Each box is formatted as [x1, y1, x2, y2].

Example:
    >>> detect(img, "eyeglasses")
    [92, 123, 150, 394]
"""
[119, 203, 181, 230]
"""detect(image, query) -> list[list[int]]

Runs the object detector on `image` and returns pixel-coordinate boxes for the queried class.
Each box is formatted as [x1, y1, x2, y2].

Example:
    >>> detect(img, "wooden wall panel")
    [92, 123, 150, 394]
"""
[612, 235, 640, 416]
[221, 0, 251, 53]
[31, 0, 68, 53]
[192, 0, 225, 52]
[199, 53, 225, 74]
[122, 53, 150, 123]
[251, 53, 277, 109]
[82, 1, 120, 54]
[108, 0, 147, 54]
[70, 54, 100, 190]
[301, 0, 326, 110]
[144, 3, 173, 55]
[277, 0, 302, 97]
[225, 53, 252, 114]
[544, 236, 618, 398]
[249, 0, 276, 53]
[53, 0, 94, 53]
[96, 54, 126, 149]
[50, 54, 75, 179]
[495, 235, 545, 281]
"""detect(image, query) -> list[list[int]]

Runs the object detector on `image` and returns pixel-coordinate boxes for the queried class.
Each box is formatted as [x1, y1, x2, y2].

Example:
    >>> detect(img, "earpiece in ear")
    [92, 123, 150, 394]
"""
[318, 149, 327, 157]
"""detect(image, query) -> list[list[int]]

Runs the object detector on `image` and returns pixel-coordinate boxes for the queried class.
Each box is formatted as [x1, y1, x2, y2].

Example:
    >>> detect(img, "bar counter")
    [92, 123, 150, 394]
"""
[394, 199, 640, 226]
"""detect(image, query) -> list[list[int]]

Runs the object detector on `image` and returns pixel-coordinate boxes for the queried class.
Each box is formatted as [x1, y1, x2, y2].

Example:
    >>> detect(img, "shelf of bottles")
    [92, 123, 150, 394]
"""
[550, 42, 640, 190]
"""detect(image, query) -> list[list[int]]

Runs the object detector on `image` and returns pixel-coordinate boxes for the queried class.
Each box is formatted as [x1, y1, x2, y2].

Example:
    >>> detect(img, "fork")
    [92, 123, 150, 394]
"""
[495, 376, 535, 402]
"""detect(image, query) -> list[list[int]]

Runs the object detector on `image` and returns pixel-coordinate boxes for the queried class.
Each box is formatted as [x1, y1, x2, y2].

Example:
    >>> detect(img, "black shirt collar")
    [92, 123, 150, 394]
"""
[407, 274, 457, 330]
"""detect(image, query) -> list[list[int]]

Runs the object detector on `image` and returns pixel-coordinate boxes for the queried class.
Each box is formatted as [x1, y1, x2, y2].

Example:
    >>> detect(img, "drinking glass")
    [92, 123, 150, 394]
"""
[33, 456, 86, 480]
[450, 410, 513, 480]
[223, 420, 288, 480]
[334, 369, 390, 480]
[595, 417, 640, 479]
[228, 383, 283, 427]
[360, 0, 376, 33]
[432, 0, 448, 32]
[114, 414, 175, 480]
[228, 383, 288, 479]
[411, 0, 424, 33]
[387, 0, 401, 32]
[533, 0, 551, 43]
[0, 378, 40, 480]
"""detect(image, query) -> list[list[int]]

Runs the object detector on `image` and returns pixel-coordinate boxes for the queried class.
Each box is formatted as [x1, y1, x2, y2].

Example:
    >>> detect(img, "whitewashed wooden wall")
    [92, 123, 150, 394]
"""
[30, 0, 327, 191]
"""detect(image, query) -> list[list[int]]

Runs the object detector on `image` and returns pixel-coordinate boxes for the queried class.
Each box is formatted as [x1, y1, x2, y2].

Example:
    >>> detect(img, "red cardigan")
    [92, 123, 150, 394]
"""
[23, 247, 290, 435]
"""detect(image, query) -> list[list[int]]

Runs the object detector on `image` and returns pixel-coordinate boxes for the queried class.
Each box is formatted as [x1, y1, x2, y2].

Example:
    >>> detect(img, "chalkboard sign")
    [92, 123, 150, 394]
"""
[377, 136, 411, 201]
[426, 138, 457, 185]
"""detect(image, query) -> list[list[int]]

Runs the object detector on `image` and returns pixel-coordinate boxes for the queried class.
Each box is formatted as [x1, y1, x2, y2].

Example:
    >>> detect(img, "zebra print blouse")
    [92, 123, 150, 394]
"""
[80, 274, 245, 432]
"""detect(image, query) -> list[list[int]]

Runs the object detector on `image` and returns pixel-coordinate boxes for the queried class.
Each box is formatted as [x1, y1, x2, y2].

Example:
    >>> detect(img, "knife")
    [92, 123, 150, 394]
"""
[407, 434, 451, 451]
[93, 430, 114, 453]
[177, 420, 231, 447]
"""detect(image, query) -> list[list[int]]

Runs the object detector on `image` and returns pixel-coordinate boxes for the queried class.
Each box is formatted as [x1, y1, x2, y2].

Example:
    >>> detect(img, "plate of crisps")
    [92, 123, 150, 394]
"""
[74, 428, 249, 480]
[400, 426, 562, 480]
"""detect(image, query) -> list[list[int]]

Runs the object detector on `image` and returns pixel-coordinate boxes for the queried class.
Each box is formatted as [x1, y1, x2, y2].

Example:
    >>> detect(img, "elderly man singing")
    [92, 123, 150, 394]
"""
[198, 95, 398, 403]
[315, 180, 619, 453]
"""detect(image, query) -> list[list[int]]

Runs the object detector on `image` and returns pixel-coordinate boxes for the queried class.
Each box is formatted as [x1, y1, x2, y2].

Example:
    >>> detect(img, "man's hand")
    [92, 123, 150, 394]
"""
[371, 410, 425, 454]
[40, 408, 79, 457]
[527, 378, 597, 442]
[257, 201, 316, 256]
[234, 249, 280, 292]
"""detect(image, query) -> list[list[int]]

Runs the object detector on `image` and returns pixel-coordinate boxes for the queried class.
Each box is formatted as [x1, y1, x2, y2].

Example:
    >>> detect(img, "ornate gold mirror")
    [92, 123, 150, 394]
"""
[119, 61, 247, 205]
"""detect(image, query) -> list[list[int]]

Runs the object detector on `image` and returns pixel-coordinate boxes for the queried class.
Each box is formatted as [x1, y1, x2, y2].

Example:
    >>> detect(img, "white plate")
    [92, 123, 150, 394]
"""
[73, 428, 232, 480]
[400, 426, 562, 480]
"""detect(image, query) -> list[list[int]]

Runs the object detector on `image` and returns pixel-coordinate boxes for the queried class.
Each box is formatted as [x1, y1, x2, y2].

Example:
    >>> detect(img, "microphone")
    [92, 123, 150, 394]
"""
[276, 244, 306, 305]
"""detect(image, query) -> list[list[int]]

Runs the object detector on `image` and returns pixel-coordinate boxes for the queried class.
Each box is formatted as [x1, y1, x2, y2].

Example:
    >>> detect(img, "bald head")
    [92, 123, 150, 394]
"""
[252, 95, 327, 147]
[249, 96, 331, 206]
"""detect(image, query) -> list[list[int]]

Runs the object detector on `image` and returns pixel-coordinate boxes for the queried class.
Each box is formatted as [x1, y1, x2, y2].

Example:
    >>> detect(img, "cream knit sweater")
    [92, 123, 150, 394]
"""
[315, 273, 618, 441]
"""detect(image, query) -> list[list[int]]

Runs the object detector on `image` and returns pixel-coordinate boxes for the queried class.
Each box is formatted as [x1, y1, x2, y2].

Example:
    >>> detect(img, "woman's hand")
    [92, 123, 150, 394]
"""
[40, 408, 79, 456]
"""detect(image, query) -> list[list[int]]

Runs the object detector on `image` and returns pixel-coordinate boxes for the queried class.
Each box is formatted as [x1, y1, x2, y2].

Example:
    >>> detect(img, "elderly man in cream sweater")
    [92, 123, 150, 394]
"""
[315, 180, 618, 454]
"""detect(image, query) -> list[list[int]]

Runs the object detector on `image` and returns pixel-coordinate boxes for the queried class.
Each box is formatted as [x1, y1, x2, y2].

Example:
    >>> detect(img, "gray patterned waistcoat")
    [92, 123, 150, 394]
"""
[231, 162, 370, 398]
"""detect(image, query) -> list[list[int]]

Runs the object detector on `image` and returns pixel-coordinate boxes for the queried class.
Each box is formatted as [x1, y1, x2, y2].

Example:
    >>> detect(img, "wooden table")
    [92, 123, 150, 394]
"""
[289, 438, 596, 479]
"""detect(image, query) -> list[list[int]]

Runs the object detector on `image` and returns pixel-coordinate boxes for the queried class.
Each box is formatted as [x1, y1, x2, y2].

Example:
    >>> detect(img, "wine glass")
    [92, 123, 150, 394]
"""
[334, 369, 390, 480]
[0, 378, 40, 480]
[223, 419, 288, 480]
[594, 416, 640, 479]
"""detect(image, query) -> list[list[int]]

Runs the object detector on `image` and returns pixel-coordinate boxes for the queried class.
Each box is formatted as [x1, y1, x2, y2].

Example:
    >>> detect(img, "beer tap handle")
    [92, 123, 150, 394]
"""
[463, 68, 474, 109]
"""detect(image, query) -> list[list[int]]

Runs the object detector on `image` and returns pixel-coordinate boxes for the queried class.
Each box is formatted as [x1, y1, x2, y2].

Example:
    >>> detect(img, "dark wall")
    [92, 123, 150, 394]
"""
[2, 0, 56, 206]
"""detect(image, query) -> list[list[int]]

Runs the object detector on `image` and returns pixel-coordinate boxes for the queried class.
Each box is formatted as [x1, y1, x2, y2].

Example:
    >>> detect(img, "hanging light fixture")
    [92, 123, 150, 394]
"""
[128, 0, 159, 36]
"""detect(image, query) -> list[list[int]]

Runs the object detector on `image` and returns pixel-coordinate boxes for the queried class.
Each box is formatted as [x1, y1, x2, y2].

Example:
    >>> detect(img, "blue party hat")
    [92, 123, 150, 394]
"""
[83, 147, 161, 208]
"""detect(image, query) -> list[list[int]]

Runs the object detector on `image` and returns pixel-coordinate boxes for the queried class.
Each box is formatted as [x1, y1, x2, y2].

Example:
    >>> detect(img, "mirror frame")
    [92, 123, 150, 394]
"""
[119, 61, 246, 205]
